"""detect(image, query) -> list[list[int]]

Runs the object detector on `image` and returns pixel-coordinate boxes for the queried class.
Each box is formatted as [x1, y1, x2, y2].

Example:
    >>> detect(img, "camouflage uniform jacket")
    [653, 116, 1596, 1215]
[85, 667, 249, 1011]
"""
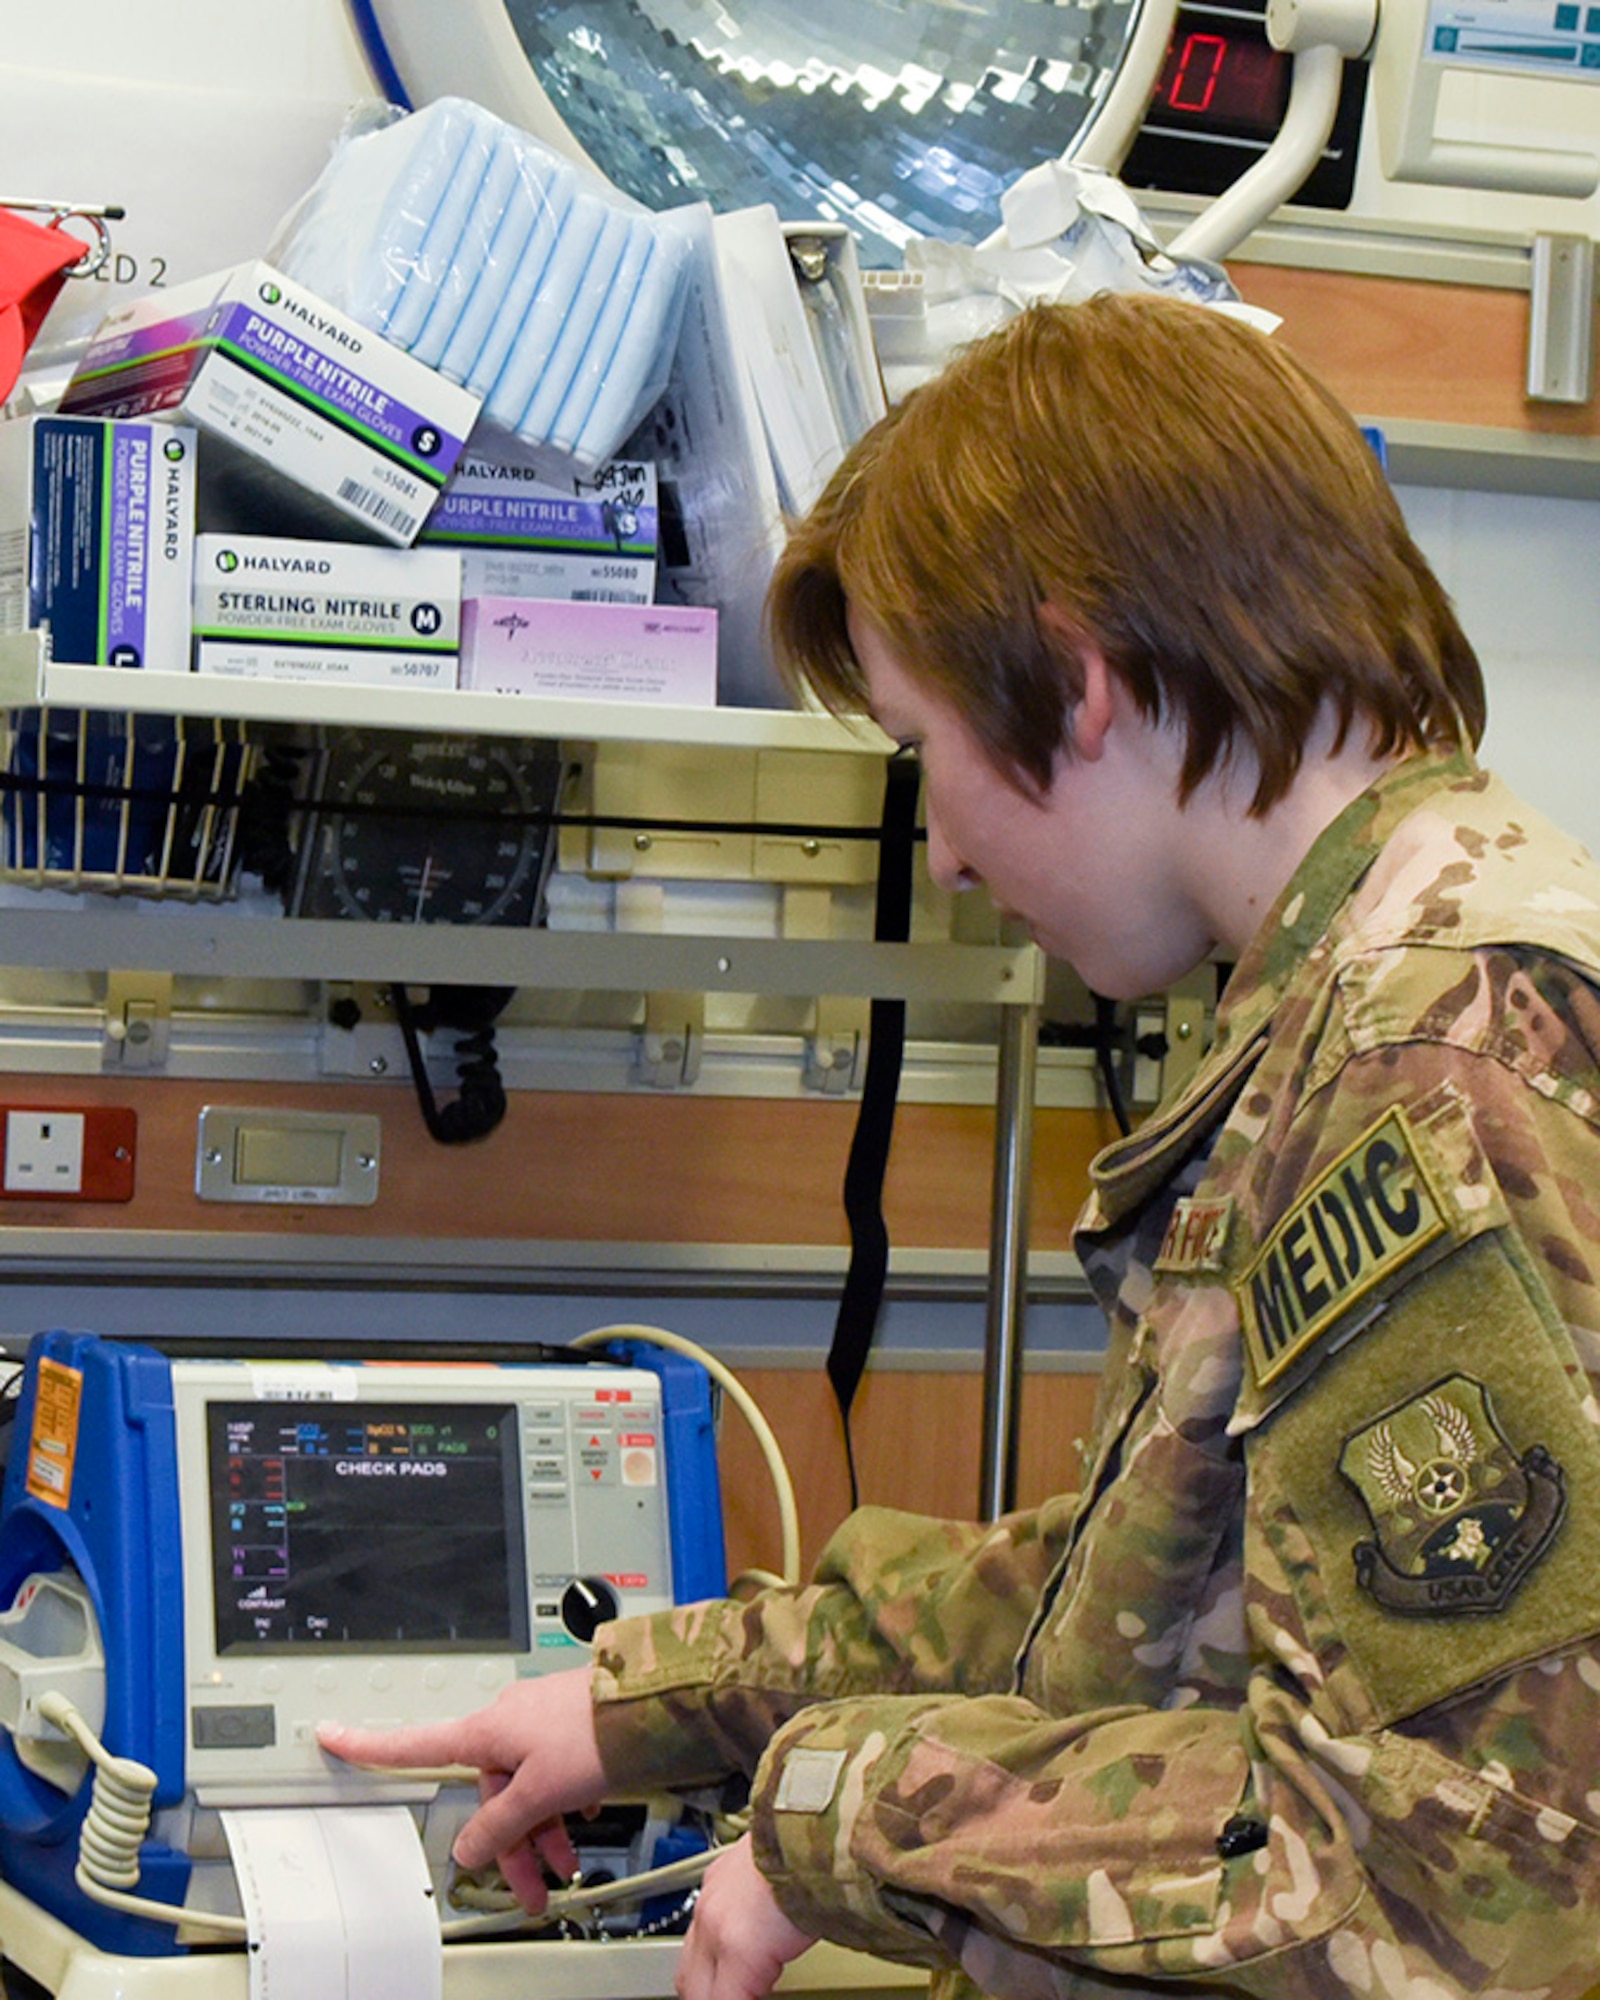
[591, 748, 1600, 1998]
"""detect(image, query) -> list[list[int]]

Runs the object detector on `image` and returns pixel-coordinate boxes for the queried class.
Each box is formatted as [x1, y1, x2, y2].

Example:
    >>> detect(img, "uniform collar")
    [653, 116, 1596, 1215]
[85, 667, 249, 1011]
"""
[1210, 741, 1480, 1061]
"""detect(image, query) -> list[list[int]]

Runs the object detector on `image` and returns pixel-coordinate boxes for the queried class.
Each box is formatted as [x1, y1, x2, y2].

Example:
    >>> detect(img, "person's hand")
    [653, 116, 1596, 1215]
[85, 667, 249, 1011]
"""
[676, 1834, 815, 2000]
[317, 1665, 606, 1911]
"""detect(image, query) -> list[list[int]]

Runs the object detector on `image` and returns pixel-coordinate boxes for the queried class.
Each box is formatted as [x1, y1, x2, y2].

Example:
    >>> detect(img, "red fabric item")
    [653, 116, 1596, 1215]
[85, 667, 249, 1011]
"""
[0, 208, 90, 400]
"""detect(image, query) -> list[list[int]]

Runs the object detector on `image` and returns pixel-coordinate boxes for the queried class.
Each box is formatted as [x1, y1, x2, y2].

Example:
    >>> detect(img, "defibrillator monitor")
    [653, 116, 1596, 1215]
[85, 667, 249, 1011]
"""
[169, 1350, 719, 1791]
[0, 1331, 725, 1952]
[201, 1396, 530, 1656]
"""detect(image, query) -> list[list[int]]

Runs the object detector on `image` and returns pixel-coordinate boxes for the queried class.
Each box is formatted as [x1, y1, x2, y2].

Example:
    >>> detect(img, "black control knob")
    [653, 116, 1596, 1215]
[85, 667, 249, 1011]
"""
[560, 1576, 620, 1643]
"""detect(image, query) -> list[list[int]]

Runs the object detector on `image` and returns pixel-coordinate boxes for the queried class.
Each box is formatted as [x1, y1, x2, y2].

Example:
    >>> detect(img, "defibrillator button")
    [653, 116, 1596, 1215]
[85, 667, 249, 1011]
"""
[192, 1705, 276, 1750]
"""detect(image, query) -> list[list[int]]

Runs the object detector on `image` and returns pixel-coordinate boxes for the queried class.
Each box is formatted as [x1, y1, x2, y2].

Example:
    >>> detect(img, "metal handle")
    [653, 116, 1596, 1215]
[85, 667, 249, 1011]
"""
[0, 198, 126, 279]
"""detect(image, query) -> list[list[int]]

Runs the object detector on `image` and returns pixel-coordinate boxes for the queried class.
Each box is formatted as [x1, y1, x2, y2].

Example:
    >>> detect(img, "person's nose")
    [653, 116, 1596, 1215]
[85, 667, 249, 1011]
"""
[925, 805, 977, 894]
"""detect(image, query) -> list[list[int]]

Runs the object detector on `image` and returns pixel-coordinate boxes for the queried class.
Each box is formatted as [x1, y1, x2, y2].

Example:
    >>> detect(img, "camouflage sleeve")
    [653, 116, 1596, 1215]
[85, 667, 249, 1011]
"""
[746, 1690, 1260, 1977]
[744, 1051, 1600, 1995]
[589, 1495, 1080, 1793]
[745, 1573, 1600, 1996]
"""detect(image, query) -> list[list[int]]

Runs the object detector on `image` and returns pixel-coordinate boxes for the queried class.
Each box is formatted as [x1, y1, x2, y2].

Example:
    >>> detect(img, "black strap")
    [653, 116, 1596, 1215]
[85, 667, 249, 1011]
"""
[826, 752, 921, 1507]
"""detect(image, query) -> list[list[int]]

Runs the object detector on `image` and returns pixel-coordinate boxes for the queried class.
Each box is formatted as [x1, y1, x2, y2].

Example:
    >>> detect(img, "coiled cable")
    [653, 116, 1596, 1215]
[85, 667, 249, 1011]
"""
[35, 1691, 246, 1939]
[391, 983, 513, 1145]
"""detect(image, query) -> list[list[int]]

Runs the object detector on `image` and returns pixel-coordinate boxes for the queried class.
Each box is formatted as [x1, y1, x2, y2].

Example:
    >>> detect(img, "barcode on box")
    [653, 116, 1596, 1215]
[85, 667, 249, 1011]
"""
[337, 479, 418, 541]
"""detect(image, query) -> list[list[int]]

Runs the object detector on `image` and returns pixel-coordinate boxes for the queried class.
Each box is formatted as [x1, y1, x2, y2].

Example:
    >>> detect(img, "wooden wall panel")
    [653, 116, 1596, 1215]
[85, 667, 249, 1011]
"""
[0, 1073, 1119, 1255]
[716, 1364, 1104, 1583]
[1227, 262, 1600, 439]
[0, 1078, 1115, 1586]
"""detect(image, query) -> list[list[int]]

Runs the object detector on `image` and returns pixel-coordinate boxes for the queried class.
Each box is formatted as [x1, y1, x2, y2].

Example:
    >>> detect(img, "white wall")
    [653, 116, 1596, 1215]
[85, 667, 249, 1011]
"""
[1397, 484, 1600, 856]
[0, 0, 375, 369]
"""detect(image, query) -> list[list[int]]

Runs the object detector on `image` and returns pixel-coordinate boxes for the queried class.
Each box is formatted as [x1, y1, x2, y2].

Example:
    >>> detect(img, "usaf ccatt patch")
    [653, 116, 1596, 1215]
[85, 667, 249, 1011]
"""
[1338, 1375, 1566, 1616]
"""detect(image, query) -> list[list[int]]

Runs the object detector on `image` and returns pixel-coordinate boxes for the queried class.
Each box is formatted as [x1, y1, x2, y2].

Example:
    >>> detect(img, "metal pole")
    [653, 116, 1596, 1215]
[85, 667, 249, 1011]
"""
[978, 1000, 1039, 1520]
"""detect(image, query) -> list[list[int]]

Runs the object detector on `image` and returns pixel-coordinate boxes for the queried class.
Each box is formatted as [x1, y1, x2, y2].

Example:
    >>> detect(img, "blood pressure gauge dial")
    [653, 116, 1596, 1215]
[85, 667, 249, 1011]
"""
[294, 731, 565, 927]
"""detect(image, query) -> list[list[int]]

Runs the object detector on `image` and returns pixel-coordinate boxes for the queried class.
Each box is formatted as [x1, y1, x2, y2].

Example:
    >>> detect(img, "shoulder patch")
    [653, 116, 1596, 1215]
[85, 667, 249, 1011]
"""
[1245, 1233, 1600, 1724]
[1339, 1375, 1566, 1616]
[1238, 1108, 1449, 1390]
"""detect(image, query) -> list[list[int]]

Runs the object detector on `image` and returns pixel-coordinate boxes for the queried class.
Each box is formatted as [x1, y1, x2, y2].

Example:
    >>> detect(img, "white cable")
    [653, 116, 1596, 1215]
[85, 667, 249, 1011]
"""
[35, 1692, 248, 1940]
[440, 1843, 716, 1939]
[571, 1322, 802, 1589]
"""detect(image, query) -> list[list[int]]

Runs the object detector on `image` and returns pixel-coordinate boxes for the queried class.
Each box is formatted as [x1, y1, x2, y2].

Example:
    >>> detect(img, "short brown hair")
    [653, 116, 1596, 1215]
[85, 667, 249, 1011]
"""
[767, 292, 1484, 813]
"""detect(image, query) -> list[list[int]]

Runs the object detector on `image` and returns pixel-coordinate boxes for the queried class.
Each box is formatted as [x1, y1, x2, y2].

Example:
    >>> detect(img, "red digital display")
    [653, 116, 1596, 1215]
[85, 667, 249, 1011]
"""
[1152, 26, 1291, 136]
[1122, 0, 1366, 209]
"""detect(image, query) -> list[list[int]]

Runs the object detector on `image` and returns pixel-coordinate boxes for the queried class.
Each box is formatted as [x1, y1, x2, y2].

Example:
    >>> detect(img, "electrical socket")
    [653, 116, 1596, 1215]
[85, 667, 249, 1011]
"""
[4, 1111, 86, 1194]
[0, 1106, 137, 1203]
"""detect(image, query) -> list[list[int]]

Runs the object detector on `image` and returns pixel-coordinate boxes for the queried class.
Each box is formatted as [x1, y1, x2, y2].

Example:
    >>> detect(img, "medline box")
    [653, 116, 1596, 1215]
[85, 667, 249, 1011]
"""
[422, 454, 658, 605]
[0, 414, 196, 668]
[193, 534, 461, 688]
[461, 597, 717, 705]
[61, 262, 480, 547]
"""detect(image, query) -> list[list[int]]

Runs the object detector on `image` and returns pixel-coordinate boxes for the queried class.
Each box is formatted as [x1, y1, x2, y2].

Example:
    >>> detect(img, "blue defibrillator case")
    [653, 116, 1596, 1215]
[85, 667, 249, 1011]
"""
[0, 1330, 724, 1954]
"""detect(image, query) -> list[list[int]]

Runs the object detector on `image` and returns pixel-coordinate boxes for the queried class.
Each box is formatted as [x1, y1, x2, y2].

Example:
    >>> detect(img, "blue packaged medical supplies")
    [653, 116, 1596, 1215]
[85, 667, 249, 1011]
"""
[273, 98, 696, 474]
[3, 710, 252, 897]
[0, 413, 196, 670]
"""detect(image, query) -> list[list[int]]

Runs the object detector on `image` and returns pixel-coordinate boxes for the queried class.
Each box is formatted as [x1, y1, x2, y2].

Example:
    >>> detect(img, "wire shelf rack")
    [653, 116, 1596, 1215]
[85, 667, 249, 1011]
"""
[0, 707, 258, 900]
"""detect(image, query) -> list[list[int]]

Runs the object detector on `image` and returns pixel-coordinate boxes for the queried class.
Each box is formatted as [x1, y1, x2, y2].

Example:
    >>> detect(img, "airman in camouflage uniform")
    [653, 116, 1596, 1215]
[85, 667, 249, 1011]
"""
[591, 744, 1600, 1998]
[325, 294, 1600, 1997]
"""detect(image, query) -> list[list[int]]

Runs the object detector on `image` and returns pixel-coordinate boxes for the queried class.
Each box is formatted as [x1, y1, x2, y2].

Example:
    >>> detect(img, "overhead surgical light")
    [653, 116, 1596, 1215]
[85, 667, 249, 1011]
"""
[355, 0, 1600, 263]
[354, 0, 1180, 266]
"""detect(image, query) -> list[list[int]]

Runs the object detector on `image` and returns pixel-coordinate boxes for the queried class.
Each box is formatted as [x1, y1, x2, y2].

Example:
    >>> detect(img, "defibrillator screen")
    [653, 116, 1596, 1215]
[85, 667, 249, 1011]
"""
[206, 1400, 529, 1654]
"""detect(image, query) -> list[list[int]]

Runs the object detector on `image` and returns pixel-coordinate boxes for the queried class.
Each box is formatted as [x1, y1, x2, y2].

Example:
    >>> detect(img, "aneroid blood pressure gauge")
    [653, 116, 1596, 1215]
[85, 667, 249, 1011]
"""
[292, 731, 565, 926]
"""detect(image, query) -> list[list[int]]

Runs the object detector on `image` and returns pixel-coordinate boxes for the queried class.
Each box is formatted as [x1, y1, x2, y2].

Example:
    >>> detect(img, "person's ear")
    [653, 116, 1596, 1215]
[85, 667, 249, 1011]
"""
[1039, 603, 1115, 764]
[1071, 647, 1118, 764]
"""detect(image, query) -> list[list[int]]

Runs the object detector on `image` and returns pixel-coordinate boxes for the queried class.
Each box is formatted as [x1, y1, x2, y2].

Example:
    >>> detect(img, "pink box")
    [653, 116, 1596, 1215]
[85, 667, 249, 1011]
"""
[461, 597, 718, 705]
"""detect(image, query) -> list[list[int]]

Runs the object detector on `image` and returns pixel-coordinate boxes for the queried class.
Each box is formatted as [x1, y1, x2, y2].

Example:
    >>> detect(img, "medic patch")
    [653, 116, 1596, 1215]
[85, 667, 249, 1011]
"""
[1238, 1108, 1448, 1390]
[1339, 1375, 1565, 1616]
[1155, 1196, 1235, 1275]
